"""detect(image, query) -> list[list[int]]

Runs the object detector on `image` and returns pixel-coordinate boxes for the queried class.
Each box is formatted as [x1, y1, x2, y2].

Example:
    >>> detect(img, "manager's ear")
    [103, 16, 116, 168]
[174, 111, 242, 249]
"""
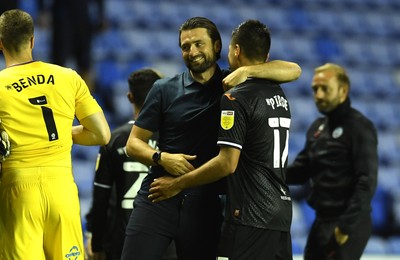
[214, 39, 222, 55]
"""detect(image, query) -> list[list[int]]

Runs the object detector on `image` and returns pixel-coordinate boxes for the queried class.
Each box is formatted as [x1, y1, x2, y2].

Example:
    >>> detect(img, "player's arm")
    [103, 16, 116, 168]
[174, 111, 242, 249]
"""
[125, 125, 158, 165]
[0, 119, 11, 160]
[149, 146, 240, 202]
[126, 125, 196, 176]
[72, 111, 111, 146]
[223, 60, 301, 90]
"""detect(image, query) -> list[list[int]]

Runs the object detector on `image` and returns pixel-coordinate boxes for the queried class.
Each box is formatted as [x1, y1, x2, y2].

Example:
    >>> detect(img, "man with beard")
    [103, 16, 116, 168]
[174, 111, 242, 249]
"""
[148, 19, 294, 260]
[285, 63, 378, 260]
[121, 17, 301, 260]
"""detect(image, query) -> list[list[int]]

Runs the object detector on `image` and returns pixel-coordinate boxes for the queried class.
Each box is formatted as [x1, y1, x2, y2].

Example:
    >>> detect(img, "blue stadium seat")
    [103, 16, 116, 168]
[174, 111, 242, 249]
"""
[340, 39, 372, 65]
[288, 132, 306, 161]
[363, 11, 393, 38]
[378, 132, 400, 167]
[92, 29, 131, 62]
[105, 0, 137, 28]
[292, 236, 307, 255]
[387, 236, 400, 254]
[291, 201, 309, 239]
[252, 7, 293, 32]
[313, 35, 342, 63]
[299, 199, 315, 230]
[287, 7, 315, 32]
[364, 236, 389, 254]
[208, 5, 239, 31]
[288, 97, 320, 131]
[32, 28, 51, 62]
[336, 11, 368, 36]
[94, 59, 123, 90]
[371, 186, 393, 234]
[310, 11, 343, 35]
[378, 167, 400, 197]
[72, 158, 97, 198]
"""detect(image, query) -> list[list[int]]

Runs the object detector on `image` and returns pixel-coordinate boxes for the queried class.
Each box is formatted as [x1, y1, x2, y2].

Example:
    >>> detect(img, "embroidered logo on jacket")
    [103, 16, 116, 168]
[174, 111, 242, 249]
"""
[332, 127, 343, 139]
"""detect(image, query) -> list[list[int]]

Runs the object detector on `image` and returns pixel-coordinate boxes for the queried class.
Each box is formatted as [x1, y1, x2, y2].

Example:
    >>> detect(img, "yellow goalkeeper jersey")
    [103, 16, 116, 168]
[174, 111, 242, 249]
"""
[0, 61, 102, 169]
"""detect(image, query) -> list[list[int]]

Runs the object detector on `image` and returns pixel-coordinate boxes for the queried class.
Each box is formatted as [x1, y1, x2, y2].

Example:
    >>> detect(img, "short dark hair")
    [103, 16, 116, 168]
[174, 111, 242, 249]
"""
[0, 9, 34, 54]
[127, 69, 162, 108]
[179, 17, 222, 60]
[231, 19, 271, 62]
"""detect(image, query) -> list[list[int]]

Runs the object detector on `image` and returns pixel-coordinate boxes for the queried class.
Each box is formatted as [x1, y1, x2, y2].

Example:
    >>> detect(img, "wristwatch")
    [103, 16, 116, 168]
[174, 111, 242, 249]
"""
[152, 151, 162, 165]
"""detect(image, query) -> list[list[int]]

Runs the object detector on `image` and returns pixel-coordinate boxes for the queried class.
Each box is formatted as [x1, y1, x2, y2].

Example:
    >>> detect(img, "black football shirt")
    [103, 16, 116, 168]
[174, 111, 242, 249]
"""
[217, 78, 292, 231]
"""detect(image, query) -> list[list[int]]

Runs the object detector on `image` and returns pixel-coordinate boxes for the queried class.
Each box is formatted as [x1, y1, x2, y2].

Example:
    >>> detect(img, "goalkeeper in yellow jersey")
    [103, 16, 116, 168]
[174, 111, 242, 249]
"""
[0, 9, 111, 260]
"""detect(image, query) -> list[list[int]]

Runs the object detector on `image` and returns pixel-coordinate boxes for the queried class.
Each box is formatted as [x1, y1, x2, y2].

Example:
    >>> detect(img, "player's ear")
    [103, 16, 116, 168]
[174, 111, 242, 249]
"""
[234, 44, 240, 57]
[30, 36, 35, 49]
[127, 92, 134, 104]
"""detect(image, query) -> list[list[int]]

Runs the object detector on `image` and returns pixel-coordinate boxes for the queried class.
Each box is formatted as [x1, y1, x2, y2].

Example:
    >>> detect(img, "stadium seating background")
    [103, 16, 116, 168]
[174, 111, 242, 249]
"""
[3, 0, 399, 257]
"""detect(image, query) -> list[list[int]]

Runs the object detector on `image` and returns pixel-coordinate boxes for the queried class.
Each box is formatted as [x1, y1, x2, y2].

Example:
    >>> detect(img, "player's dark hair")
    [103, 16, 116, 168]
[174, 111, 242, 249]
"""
[179, 17, 222, 60]
[231, 19, 271, 62]
[128, 69, 161, 108]
[0, 9, 34, 54]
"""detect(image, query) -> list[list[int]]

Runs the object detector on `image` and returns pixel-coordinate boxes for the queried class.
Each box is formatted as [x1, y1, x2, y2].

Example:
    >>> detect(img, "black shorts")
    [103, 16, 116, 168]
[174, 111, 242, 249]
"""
[218, 223, 293, 260]
[121, 193, 223, 260]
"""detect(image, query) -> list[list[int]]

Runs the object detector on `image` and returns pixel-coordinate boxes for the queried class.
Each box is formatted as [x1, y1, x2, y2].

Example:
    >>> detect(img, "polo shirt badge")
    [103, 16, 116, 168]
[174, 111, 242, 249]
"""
[221, 110, 235, 130]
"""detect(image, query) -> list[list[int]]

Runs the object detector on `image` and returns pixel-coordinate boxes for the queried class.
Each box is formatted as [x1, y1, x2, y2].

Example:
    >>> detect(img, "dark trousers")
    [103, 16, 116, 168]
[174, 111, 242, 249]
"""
[304, 211, 372, 260]
[121, 193, 223, 260]
[218, 224, 293, 260]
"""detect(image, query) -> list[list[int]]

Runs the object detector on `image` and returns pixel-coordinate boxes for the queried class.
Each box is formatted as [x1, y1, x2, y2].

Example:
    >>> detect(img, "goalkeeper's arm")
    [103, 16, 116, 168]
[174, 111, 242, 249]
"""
[0, 120, 11, 161]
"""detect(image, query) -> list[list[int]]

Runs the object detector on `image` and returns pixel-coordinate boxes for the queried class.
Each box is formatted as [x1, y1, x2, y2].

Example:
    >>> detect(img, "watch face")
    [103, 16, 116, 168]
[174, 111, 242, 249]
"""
[152, 151, 161, 163]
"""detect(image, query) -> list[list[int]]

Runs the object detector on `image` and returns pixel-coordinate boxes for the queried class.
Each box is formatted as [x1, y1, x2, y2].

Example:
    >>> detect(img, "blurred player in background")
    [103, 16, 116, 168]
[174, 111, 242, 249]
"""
[85, 68, 177, 260]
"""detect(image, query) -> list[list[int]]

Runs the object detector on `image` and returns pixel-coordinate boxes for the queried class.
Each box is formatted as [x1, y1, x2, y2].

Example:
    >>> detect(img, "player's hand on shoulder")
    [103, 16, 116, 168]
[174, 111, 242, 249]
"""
[222, 67, 247, 91]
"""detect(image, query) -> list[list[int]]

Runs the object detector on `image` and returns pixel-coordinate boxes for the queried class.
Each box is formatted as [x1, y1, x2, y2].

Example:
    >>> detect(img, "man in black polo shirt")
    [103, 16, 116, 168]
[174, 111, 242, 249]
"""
[122, 17, 300, 260]
[149, 19, 293, 260]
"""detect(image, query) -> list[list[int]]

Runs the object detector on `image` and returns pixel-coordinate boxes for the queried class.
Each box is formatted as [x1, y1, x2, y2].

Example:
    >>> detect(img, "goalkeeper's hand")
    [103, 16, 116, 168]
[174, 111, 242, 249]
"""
[0, 119, 11, 161]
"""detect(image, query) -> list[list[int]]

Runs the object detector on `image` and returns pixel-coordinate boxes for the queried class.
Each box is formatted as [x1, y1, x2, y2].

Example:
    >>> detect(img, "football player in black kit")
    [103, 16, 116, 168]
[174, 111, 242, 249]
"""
[84, 69, 177, 260]
[286, 63, 378, 260]
[149, 20, 294, 260]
